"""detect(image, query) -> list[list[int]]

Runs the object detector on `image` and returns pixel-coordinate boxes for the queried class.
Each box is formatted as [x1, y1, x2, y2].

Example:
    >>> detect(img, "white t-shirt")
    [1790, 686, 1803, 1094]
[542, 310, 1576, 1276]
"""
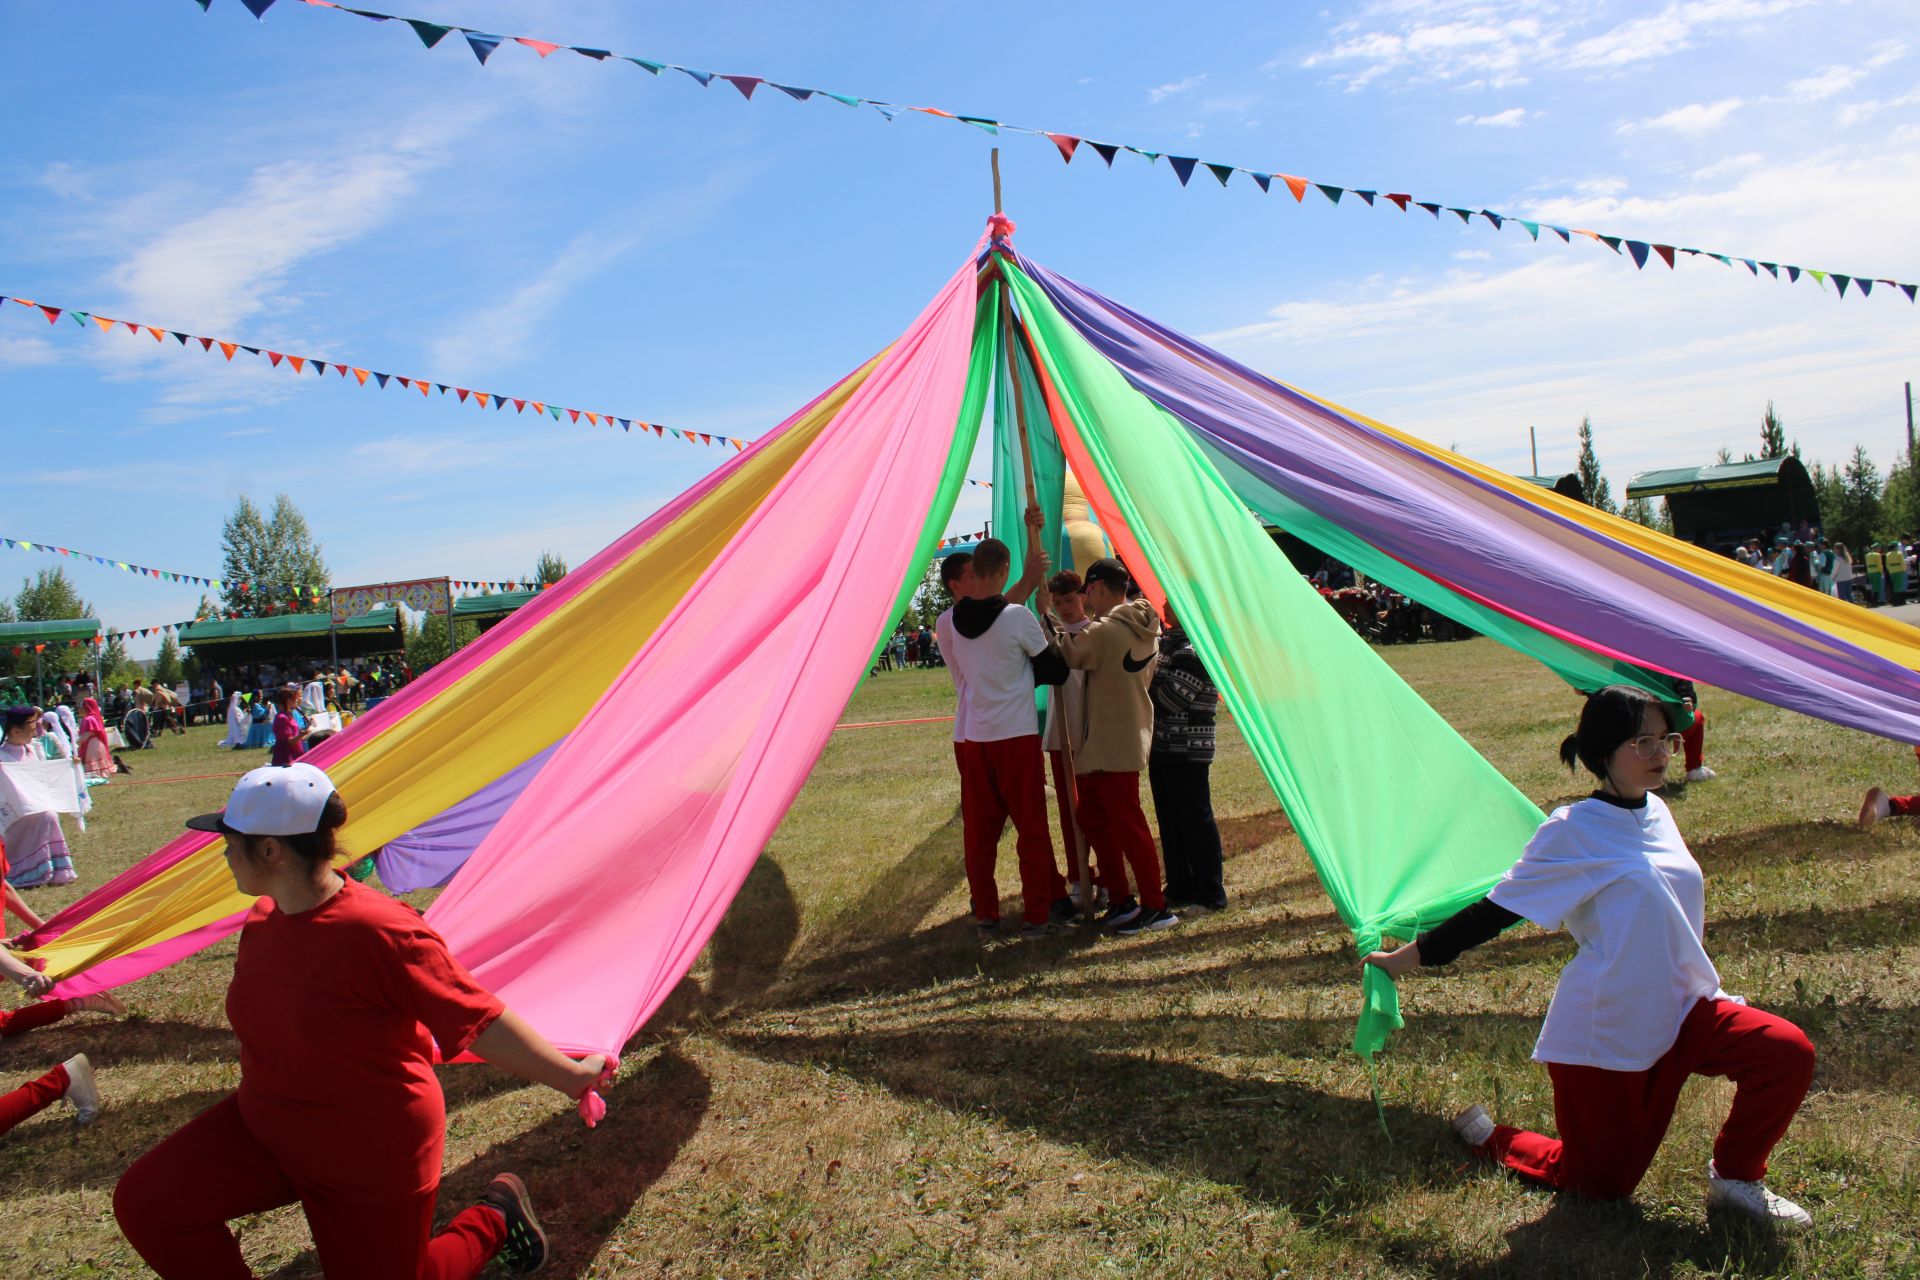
[1488, 793, 1732, 1072]
[948, 603, 1049, 743]
[935, 608, 970, 743]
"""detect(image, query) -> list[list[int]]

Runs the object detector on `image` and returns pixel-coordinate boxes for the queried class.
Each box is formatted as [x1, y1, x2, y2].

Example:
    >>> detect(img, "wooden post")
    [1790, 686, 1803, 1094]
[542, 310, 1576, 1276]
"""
[990, 149, 1095, 924]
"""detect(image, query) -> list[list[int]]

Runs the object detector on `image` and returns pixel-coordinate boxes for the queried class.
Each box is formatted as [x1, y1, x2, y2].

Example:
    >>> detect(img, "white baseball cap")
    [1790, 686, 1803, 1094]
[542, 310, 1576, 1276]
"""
[186, 763, 338, 837]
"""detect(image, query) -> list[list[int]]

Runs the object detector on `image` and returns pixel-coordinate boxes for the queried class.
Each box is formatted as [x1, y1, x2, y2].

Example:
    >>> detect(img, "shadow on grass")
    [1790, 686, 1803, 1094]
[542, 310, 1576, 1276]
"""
[0, 1088, 230, 1194]
[262, 1047, 712, 1280]
[704, 855, 803, 1015]
[1690, 820, 1887, 872]
[3, 1015, 238, 1070]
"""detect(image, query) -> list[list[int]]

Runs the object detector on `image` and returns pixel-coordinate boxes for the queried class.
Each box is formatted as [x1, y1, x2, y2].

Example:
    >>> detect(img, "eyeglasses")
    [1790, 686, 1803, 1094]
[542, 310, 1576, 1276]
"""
[1629, 733, 1684, 760]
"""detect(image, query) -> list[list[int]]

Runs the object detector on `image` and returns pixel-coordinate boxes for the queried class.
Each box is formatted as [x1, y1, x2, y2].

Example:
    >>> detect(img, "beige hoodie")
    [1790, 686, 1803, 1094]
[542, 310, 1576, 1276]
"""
[1055, 598, 1160, 774]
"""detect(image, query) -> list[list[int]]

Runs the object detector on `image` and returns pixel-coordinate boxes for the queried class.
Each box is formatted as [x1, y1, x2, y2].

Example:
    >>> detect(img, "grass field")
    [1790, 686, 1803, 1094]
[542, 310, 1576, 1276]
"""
[3, 637, 1917, 1278]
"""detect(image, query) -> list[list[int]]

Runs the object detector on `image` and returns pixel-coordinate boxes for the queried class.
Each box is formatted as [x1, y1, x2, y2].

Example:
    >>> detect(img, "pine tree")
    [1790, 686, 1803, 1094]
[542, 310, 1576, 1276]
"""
[1574, 416, 1618, 513]
[15, 567, 93, 622]
[152, 634, 184, 687]
[219, 494, 330, 617]
[1715, 445, 1734, 465]
[532, 551, 569, 587]
[1622, 496, 1658, 528]
[1759, 401, 1788, 459]
[1836, 445, 1883, 551]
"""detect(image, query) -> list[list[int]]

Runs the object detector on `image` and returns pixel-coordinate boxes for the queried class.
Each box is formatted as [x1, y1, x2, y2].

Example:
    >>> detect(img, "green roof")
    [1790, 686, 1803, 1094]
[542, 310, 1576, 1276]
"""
[452, 589, 540, 620]
[1626, 458, 1795, 498]
[177, 608, 399, 646]
[0, 617, 101, 646]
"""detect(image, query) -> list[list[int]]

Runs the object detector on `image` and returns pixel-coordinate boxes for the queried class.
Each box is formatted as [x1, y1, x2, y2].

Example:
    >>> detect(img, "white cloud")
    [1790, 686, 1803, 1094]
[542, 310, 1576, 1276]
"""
[1788, 65, 1866, 101]
[1865, 39, 1906, 69]
[0, 333, 64, 369]
[1837, 87, 1920, 127]
[1457, 107, 1529, 127]
[1454, 249, 1493, 260]
[1693, 151, 1765, 180]
[1146, 74, 1208, 104]
[1619, 98, 1743, 136]
[1564, 0, 1808, 69]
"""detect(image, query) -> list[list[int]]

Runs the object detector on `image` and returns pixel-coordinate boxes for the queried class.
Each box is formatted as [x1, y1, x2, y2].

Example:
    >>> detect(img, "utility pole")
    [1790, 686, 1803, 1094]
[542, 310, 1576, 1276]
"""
[1529, 425, 1538, 476]
[1906, 381, 1914, 463]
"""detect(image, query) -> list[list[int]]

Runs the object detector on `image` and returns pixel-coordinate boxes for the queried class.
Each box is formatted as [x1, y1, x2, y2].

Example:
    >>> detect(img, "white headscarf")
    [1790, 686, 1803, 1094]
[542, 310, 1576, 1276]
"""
[56, 703, 80, 746]
[223, 690, 248, 748]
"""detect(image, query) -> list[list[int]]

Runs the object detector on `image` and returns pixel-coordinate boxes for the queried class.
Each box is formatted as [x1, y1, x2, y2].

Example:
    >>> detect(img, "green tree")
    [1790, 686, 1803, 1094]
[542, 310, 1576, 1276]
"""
[1574, 416, 1617, 513]
[905, 561, 950, 630]
[1759, 401, 1787, 459]
[219, 494, 331, 618]
[532, 552, 568, 588]
[1882, 455, 1920, 540]
[1714, 445, 1734, 465]
[16, 567, 93, 622]
[1833, 445, 1883, 551]
[1621, 496, 1658, 528]
[152, 633, 183, 687]
[405, 613, 479, 675]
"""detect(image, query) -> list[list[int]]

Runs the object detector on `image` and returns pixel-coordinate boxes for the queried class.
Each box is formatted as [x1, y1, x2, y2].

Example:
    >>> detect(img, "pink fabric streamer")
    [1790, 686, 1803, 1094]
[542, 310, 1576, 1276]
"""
[423, 245, 985, 1058]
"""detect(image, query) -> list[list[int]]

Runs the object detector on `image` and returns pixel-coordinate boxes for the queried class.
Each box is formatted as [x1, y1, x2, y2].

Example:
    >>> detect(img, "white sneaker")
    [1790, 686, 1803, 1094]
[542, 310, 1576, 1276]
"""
[1685, 766, 1717, 783]
[1452, 1103, 1495, 1149]
[61, 1054, 101, 1126]
[1859, 786, 1891, 832]
[1706, 1162, 1812, 1229]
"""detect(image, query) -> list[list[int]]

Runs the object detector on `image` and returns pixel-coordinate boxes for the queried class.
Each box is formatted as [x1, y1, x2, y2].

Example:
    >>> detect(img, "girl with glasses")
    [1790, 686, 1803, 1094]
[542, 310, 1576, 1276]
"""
[1364, 685, 1816, 1227]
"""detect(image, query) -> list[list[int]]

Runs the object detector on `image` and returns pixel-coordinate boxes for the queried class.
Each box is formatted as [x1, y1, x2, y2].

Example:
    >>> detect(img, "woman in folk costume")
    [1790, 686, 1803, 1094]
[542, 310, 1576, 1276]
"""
[38, 708, 74, 761]
[221, 690, 249, 750]
[1, 707, 78, 889]
[54, 704, 81, 760]
[77, 697, 116, 779]
[244, 693, 274, 750]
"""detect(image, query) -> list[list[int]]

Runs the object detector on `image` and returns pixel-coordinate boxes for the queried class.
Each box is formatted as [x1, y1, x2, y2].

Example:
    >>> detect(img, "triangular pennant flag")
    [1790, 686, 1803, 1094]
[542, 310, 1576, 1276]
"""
[122, 320, 140, 333]
[531, 401, 544, 414]
[1385, 193, 1412, 211]
[1901, 284, 1916, 302]
[1599, 235, 1624, 253]
[311, 360, 328, 376]
[1479, 209, 1501, 228]
[217, 343, 236, 364]
[1832, 273, 1851, 297]
[171, 330, 190, 344]
[624, 57, 664, 74]
[148, 325, 167, 342]
[570, 48, 612, 60]
[463, 32, 504, 64]
[405, 19, 451, 48]
[1417, 201, 1442, 218]
[70, 311, 90, 326]
[1760, 262, 1779, 277]
[1517, 219, 1540, 240]
[1449, 207, 1473, 224]
[548, 405, 563, 420]
[434, 383, 449, 394]
[1206, 163, 1235, 187]
[241, 345, 260, 354]
[869, 102, 904, 121]
[1316, 184, 1344, 204]
[513, 398, 526, 411]
[493, 394, 507, 410]
[352, 367, 369, 385]
[677, 68, 715, 87]
[1353, 190, 1377, 206]
[93, 315, 116, 332]
[1625, 240, 1651, 269]
[915, 107, 957, 119]
[240, 0, 276, 17]
[585, 411, 600, 425]
[418, 380, 431, 396]
[515, 38, 561, 57]
[1787, 266, 1802, 282]
[476, 393, 492, 409]
[1169, 156, 1199, 186]
[1249, 172, 1272, 193]
[771, 83, 814, 102]
[1741, 258, 1758, 275]
[567, 408, 581, 423]
[1280, 174, 1309, 202]
[1654, 244, 1676, 269]
[38, 305, 61, 325]
[197, 335, 214, 350]
[1046, 133, 1080, 163]
[1549, 225, 1572, 242]
[956, 116, 999, 135]
[1857, 278, 1873, 297]
[288, 356, 306, 373]
[1089, 142, 1120, 167]
[268, 351, 285, 367]
[1709, 252, 1732, 266]
[1809, 268, 1828, 287]
[618, 419, 631, 431]
[822, 91, 861, 107]
[722, 75, 762, 100]
[733, 438, 745, 451]
[455, 388, 470, 402]
[334, 362, 348, 376]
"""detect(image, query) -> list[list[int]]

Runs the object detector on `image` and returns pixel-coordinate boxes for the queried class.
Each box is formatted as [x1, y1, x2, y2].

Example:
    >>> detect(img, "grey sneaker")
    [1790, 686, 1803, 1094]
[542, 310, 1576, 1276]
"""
[478, 1173, 550, 1272]
[61, 1054, 101, 1126]
[1706, 1162, 1812, 1230]
[1859, 786, 1891, 832]
[1452, 1103, 1494, 1149]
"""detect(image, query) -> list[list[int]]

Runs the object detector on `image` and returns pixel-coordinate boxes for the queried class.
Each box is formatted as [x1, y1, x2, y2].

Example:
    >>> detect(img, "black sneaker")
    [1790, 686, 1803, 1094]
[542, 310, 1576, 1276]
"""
[1097, 897, 1141, 929]
[478, 1173, 548, 1274]
[973, 918, 1002, 940]
[1048, 897, 1081, 924]
[1115, 907, 1180, 936]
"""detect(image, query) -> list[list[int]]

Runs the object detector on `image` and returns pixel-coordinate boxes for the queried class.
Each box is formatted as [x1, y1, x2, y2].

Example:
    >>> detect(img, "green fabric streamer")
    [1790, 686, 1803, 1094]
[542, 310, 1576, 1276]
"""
[1007, 263, 1545, 1061]
[990, 281, 1067, 578]
[869, 287, 1000, 668]
[1192, 438, 1682, 704]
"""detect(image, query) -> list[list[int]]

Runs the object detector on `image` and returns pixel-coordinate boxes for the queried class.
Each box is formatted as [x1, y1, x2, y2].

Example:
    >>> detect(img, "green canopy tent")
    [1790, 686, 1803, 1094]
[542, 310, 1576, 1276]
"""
[451, 589, 540, 635]
[1626, 457, 1819, 551]
[179, 608, 403, 668]
[0, 617, 102, 703]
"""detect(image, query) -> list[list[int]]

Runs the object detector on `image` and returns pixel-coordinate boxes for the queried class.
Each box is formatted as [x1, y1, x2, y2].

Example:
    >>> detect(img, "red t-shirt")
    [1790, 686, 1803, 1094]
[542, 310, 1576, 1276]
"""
[226, 879, 503, 1198]
[270, 712, 304, 767]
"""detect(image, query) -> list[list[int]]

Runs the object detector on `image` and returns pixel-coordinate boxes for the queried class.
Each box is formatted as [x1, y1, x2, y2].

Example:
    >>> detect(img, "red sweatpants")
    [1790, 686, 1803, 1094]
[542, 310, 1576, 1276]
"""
[956, 736, 1064, 925]
[114, 1095, 506, 1280]
[1889, 794, 1920, 817]
[0, 1062, 69, 1136]
[0, 998, 71, 1040]
[1049, 749, 1108, 893]
[1486, 998, 1814, 1199]
[1075, 771, 1164, 911]
[1681, 706, 1707, 772]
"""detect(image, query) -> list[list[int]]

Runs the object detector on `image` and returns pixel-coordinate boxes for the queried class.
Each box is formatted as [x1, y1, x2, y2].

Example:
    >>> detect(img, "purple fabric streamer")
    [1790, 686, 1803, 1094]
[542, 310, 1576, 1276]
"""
[1016, 252, 1920, 743]
[374, 742, 561, 892]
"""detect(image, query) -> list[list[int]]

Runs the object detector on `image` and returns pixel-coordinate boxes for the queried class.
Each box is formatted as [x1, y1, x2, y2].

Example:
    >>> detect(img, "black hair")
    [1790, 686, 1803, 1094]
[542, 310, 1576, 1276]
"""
[1559, 685, 1674, 781]
[234, 791, 350, 870]
[1047, 570, 1082, 596]
[938, 552, 973, 589]
[971, 538, 1011, 580]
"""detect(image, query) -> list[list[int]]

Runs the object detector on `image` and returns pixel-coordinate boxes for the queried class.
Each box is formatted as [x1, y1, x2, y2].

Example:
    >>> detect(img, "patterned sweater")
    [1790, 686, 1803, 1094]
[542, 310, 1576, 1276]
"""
[1149, 628, 1218, 763]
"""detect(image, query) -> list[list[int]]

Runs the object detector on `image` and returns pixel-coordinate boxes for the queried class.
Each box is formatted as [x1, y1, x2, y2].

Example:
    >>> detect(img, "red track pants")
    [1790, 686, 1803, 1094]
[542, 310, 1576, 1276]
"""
[1049, 749, 1108, 894]
[0, 998, 72, 1040]
[1889, 794, 1920, 816]
[1485, 998, 1814, 1199]
[955, 736, 1064, 925]
[1681, 706, 1707, 773]
[114, 1095, 506, 1280]
[1075, 771, 1164, 912]
[0, 1061, 69, 1136]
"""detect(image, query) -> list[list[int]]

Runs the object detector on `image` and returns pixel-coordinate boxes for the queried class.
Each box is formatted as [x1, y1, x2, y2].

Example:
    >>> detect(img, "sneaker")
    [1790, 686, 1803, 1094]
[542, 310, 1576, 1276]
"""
[1685, 766, 1717, 783]
[1097, 897, 1141, 929]
[74, 992, 129, 1017]
[1859, 786, 1891, 832]
[1706, 1162, 1812, 1230]
[1452, 1103, 1494, 1150]
[1115, 907, 1179, 936]
[1048, 897, 1081, 925]
[973, 918, 1002, 940]
[1017, 921, 1062, 939]
[478, 1173, 550, 1273]
[61, 1054, 101, 1126]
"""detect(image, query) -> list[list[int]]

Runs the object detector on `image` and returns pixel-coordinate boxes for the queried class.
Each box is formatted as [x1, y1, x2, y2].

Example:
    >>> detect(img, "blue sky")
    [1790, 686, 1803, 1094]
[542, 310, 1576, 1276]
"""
[3, 0, 1916, 654]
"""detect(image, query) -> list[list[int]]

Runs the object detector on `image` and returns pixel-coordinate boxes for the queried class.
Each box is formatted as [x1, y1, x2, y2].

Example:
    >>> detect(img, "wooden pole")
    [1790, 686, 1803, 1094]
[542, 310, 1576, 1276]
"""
[990, 148, 1095, 924]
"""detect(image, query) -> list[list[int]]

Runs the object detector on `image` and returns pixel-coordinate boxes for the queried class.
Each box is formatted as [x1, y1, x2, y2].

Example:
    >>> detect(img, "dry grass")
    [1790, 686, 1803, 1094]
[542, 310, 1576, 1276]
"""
[3, 639, 1918, 1278]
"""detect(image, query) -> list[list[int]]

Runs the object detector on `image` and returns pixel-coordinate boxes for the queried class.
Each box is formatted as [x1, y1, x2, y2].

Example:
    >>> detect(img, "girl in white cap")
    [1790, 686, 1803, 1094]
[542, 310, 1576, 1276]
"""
[113, 762, 610, 1278]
